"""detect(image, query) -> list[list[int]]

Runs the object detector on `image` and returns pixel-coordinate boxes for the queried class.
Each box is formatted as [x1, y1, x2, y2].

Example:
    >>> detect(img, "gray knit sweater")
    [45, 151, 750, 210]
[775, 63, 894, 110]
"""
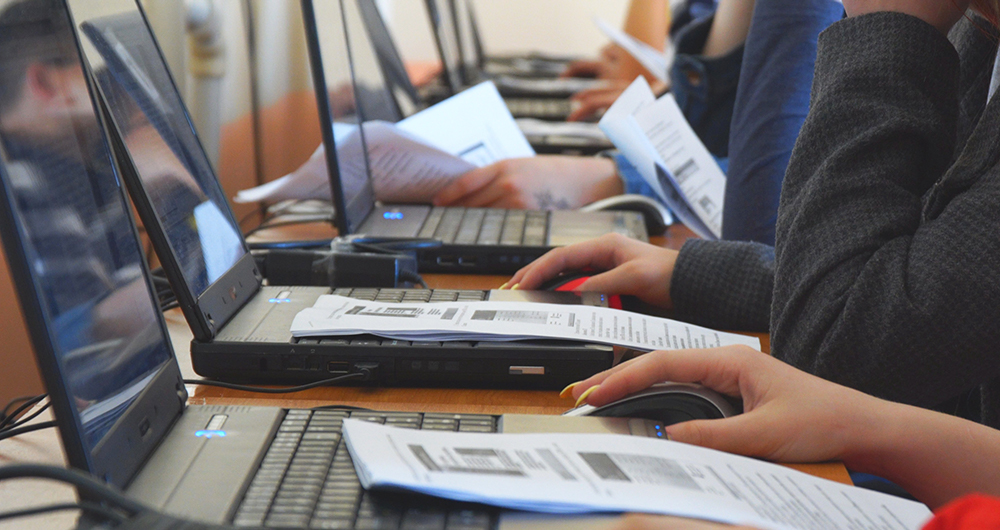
[669, 13, 1000, 428]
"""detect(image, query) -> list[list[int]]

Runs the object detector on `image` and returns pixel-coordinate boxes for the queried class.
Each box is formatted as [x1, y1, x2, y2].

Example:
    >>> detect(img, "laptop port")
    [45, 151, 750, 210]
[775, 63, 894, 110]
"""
[327, 361, 350, 375]
[436, 255, 457, 266]
[458, 256, 477, 267]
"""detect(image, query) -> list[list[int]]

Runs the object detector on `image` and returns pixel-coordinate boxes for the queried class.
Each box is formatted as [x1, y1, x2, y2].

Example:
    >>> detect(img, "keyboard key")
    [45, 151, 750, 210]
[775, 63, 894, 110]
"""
[401, 507, 447, 530]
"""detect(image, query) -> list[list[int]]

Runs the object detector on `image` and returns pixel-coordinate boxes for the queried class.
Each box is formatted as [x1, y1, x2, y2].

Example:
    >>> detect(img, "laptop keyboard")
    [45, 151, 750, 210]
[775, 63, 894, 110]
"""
[329, 288, 488, 303]
[233, 409, 498, 529]
[417, 208, 548, 247]
[505, 98, 571, 120]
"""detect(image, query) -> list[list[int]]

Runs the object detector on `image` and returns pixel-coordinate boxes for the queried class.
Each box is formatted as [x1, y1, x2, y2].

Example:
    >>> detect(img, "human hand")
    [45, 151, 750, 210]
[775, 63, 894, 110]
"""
[842, 0, 971, 34]
[611, 514, 757, 530]
[505, 233, 678, 308]
[567, 82, 630, 122]
[432, 156, 622, 210]
[564, 345, 888, 466]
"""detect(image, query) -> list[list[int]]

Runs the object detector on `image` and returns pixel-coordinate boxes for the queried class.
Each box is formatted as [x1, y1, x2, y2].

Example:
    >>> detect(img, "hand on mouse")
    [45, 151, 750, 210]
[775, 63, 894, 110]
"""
[566, 346, 1000, 509]
[564, 346, 883, 466]
[505, 234, 677, 309]
[432, 156, 622, 210]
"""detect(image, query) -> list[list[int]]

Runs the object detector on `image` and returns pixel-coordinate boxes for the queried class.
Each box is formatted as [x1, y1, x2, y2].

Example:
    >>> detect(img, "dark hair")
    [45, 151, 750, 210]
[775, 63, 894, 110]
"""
[0, 0, 75, 115]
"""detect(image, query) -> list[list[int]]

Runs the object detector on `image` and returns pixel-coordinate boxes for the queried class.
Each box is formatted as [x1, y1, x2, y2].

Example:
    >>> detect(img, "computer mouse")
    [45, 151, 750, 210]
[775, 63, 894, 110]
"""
[562, 382, 740, 426]
[580, 194, 672, 235]
[538, 271, 592, 291]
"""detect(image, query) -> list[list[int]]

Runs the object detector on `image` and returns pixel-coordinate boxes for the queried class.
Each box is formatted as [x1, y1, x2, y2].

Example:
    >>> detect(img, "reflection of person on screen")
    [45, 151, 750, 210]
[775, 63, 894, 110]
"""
[0, 0, 166, 440]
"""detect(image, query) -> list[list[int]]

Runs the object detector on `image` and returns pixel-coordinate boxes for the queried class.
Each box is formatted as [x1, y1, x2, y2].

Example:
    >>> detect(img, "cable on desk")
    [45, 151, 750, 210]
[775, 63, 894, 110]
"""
[0, 421, 57, 442]
[0, 501, 128, 525]
[0, 464, 148, 518]
[182, 371, 368, 394]
[0, 394, 46, 431]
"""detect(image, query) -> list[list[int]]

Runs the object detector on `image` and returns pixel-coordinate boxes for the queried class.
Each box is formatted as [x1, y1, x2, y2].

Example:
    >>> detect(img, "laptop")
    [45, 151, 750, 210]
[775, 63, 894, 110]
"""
[305, 0, 645, 275]
[70, 0, 620, 390]
[351, 0, 612, 154]
[453, 0, 580, 80]
[421, 0, 602, 102]
[0, 4, 674, 526]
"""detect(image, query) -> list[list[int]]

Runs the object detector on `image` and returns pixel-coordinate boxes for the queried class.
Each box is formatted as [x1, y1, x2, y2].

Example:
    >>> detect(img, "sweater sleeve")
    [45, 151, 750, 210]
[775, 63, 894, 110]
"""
[670, 239, 773, 332]
[770, 12, 1000, 408]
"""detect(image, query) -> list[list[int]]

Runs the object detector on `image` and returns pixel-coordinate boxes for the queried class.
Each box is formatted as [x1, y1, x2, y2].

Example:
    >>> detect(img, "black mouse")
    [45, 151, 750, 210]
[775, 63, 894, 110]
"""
[562, 382, 740, 426]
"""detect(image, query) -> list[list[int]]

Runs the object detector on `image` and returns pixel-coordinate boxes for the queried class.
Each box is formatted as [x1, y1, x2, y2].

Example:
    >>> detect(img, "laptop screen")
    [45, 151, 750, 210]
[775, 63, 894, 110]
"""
[342, 0, 402, 123]
[0, 0, 172, 456]
[355, 0, 421, 118]
[68, 0, 247, 301]
[423, 0, 462, 94]
[305, 0, 377, 234]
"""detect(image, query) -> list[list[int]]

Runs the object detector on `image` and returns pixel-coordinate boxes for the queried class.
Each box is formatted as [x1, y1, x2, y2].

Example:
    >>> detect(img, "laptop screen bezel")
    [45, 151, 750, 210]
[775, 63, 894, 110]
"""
[0, 0, 187, 489]
[302, 0, 382, 236]
[355, 0, 421, 117]
[73, 0, 262, 341]
[423, 0, 462, 95]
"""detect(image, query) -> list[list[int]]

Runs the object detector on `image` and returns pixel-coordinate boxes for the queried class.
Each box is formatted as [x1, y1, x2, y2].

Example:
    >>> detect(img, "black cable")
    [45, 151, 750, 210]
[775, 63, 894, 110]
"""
[2, 395, 40, 420]
[0, 501, 128, 525]
[399, 270, 428, 289]
[0, 465, 149, 515]
[0, 421, 57, 442]
[6, 402, 49, 430]
[0, 394, 46, 431]
[182, 372, 367, 394]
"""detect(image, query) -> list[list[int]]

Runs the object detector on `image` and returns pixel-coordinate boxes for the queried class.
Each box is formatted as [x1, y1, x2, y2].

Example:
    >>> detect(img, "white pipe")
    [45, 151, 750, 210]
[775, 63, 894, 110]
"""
[185, 0, 225, 168]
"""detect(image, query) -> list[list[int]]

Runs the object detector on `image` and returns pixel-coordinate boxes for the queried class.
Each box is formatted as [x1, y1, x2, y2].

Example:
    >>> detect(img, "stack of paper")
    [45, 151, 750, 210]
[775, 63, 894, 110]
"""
[291, 295, 761, 351]
[234, 82, 534, 204]
[342, 420, 933, 529]
[599, 77, 727, 239]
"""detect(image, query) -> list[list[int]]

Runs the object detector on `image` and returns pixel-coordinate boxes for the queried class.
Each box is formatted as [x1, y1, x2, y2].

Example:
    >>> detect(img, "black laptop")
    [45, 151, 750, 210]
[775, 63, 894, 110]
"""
[306, 0, 644, 275]
[0, 4, 672, 525]
[71, 0, 620, 389]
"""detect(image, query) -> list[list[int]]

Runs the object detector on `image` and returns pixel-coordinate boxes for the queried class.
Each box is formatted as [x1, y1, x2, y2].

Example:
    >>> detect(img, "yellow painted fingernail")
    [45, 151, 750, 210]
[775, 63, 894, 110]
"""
[499, 282, 509, 290]
[511, 283, 520, 290]
[559, 382, 578, 399]
[574, 386, 598, 408]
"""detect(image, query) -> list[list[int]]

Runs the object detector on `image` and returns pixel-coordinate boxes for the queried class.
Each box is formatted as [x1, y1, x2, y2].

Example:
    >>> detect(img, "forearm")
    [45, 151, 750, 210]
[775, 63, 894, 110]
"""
[846, 400, 1000, 509]
[702, 0, 755, 57]
[623, 0, 669, 51]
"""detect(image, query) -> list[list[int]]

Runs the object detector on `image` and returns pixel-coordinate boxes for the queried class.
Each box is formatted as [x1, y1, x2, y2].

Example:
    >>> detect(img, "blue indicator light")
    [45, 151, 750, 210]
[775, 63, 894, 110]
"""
[195, 430, 227, 439]
[383, 212, 404, 220]
[656, 432, 663, 437]
[268, 298, 291, 304]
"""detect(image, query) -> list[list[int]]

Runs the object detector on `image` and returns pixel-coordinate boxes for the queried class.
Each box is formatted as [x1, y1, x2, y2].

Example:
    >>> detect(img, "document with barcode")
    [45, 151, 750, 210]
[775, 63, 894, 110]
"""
[290, 295, 761, 351]
[342, 420, 932, 530]
[599, 77, 726, 239]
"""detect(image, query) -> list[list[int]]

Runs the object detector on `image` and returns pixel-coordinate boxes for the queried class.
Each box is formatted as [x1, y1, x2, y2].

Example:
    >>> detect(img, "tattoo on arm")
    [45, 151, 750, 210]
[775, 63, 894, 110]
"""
[534, 191, 572, 210]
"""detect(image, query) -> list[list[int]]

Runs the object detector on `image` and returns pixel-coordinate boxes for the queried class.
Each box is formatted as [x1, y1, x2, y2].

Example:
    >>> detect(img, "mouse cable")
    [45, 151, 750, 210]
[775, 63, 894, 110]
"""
[0, 394, 47, 431]
[182, 371, 367, 394]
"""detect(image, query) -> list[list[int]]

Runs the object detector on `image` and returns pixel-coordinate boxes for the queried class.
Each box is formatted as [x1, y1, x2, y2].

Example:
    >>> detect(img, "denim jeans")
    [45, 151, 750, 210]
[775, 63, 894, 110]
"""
[722, 0, 845, 244]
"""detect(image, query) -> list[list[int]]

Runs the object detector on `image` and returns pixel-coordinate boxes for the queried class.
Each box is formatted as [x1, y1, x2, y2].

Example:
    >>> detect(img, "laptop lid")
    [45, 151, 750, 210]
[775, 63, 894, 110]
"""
[355, 0, 421, 117]
[423, 0, 462, 94]
[341, 0, 404, 123]
[67, 0, 261, 341]
[0, 0, 184, 489]
[301, 0, 380, 237]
